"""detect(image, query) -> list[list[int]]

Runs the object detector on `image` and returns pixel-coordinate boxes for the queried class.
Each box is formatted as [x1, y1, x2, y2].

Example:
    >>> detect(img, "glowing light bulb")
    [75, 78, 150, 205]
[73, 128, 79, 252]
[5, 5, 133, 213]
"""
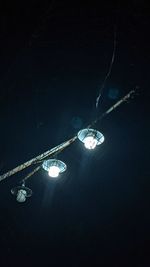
[48, 166, 60, 177]
[42, 159, 67, 178]
[78, 128, 105, 150]
[83, 136, 98, 149]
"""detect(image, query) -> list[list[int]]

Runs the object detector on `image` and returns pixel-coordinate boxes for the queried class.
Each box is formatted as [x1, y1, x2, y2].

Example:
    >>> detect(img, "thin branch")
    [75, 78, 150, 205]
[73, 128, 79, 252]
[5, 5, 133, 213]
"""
[96, 26, 117, 109]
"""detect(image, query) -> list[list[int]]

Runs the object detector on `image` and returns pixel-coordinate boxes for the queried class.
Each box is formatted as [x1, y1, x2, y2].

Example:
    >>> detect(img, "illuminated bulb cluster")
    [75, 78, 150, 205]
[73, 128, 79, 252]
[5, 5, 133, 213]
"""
[42, 129, 104, 180]
[11, 128, 105, 203]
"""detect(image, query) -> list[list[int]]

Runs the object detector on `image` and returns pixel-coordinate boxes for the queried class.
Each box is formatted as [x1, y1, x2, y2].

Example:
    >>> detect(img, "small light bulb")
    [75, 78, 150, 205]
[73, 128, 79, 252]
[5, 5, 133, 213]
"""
[48, 166, 60, 177]
[16, 189, 27, 203]
[83, 136, 98, 149]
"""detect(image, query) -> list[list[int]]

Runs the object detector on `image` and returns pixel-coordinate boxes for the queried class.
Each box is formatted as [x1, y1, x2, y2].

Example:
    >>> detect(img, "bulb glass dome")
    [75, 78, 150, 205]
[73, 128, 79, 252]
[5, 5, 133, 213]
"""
[16, 189, 27, 203]
[42, 159, 67, 178]
[11, 184, 32, 203]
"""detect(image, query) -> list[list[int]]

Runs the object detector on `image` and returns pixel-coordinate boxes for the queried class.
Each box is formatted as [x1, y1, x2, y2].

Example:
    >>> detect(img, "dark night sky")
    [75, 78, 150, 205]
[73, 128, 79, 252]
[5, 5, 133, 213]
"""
[0, 1, 149, 266]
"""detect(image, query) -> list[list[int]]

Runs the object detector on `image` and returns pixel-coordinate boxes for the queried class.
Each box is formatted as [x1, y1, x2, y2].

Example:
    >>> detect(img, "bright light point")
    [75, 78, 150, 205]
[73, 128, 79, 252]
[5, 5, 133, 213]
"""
[48, 166, 60, 178]
[42, 159, 67, 178]
[84, 136, 98, 149]
[77, 128, 105, 149]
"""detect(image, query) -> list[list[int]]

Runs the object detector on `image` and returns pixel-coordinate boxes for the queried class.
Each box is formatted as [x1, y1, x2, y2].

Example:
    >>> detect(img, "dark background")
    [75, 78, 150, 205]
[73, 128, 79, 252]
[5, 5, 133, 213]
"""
[0, 0, 149, 266]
